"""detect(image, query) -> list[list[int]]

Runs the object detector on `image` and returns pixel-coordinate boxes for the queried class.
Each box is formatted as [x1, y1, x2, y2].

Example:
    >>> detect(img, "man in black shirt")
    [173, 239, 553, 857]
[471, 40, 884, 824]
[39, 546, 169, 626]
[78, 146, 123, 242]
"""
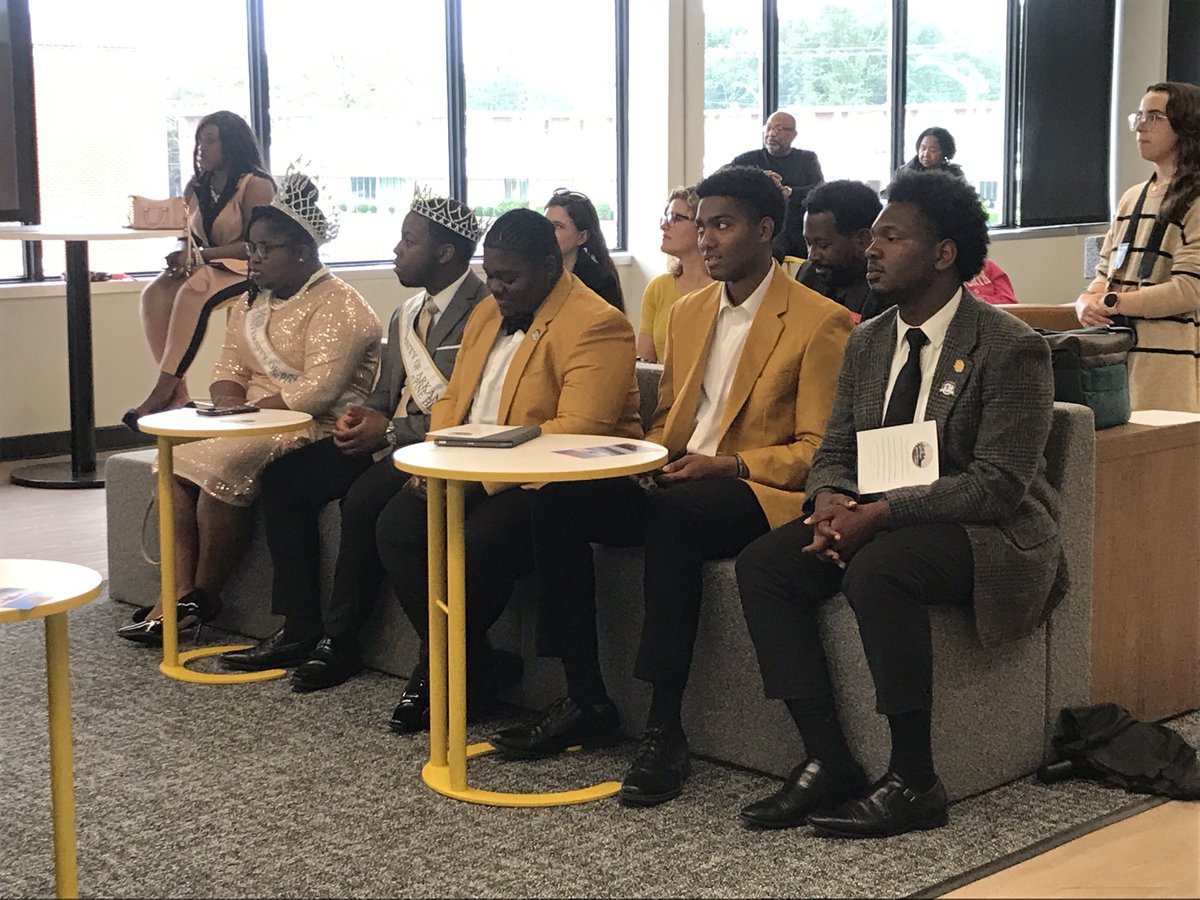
[795, 180, 888, 323]
[732, 110, 823, 258]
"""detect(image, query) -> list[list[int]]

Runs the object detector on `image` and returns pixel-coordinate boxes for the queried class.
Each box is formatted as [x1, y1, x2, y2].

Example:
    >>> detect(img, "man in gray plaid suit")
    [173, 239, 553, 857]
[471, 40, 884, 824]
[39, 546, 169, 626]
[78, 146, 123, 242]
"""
[735, 171, 1066, 838]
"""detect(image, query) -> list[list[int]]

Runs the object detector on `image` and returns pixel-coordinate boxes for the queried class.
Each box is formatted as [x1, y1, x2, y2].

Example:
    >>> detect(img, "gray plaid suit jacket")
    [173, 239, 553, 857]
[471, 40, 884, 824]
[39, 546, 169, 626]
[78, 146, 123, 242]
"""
[362, 270, 489, 448]
[806, 291, 1068, 647]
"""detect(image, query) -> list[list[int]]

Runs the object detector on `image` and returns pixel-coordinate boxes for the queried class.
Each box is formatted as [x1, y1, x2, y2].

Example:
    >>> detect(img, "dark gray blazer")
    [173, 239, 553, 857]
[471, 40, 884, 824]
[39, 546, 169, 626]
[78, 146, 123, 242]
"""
[362, 270, 489, 448]
[806, 292, 1068, 647]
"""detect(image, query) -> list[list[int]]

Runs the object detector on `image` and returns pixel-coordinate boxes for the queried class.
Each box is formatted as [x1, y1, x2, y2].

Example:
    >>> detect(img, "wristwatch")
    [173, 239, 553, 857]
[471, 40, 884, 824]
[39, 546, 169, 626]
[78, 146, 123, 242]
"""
[1103, 291, 1119, 310]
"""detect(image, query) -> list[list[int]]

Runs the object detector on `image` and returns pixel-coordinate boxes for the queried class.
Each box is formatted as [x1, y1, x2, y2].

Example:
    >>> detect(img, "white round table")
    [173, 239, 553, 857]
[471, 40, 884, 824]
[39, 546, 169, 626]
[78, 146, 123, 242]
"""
[0, 224, 184, 489]
[392, 432, 668, 808]
[136, 407, 313, 683]
[0, 558, 103, 898]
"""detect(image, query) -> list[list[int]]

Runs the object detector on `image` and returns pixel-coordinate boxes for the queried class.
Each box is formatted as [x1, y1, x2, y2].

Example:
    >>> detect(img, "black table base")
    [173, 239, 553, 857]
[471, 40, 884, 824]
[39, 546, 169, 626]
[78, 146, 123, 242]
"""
[10, 460, 104, 489]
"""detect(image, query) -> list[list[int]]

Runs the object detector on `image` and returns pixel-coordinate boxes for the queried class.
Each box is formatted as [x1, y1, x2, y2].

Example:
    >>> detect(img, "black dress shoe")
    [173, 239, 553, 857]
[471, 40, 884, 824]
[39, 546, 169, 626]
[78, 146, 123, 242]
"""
[491, 697, 621, 759]
[291, 636, 362, 692]
[619, 725, 690, 807]
[740, 758, 868, 829]
[807, 771, 949, 838]
[221, 627, 319, 671]
[389, 664, 431, 734]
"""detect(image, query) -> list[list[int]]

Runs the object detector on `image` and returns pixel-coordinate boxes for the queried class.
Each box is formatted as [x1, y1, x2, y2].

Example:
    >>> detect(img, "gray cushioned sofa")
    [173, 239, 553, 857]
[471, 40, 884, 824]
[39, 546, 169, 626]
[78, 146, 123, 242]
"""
[106, 363, 1094, 801]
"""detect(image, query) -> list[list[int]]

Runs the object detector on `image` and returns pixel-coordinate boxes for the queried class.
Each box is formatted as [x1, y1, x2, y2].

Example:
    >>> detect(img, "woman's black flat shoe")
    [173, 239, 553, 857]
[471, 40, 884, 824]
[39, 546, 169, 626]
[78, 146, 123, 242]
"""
[131, 604, 153, 623]
[121, 409, 142, 433]
[116, 589, 220, 646]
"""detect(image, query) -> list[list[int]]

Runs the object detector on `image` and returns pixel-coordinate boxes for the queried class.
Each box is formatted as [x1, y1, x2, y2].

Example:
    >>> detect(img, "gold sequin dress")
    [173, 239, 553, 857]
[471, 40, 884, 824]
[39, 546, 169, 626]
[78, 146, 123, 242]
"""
[172, 272, 382, 506]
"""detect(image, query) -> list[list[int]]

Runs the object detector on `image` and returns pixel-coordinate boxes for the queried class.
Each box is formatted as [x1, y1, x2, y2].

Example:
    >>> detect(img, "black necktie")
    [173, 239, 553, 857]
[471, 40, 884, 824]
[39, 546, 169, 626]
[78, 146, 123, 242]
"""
[883, 328, 928, 427]
[501, 312, 534, 335]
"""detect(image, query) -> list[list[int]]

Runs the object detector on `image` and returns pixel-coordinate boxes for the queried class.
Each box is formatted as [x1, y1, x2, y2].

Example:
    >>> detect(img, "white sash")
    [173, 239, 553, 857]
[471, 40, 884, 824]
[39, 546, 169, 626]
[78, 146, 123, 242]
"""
[244, 266, 330, 387]
[397, 292, 450, 415]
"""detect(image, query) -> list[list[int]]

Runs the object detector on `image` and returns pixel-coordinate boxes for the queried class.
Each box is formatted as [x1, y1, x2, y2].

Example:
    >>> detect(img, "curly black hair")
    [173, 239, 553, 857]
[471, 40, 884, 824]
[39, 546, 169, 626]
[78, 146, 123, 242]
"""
[884, 171, 989, 281]
[695, 165, 787, 240]
[804, 179, 882, 235]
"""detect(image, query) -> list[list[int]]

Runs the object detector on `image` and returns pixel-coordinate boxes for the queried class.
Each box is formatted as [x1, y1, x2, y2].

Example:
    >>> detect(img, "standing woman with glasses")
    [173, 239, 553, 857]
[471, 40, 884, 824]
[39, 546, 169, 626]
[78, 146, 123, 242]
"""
[1076, 81, 1200, 412]
[125, 111, 275, 429]
[637, 186, 713, 362]
[543, 188, 625, 311]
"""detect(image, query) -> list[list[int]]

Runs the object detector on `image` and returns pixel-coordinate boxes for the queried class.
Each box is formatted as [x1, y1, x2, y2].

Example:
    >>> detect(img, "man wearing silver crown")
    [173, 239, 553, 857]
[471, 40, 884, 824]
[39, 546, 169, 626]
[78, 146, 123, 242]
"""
[221, 190, 490, 687]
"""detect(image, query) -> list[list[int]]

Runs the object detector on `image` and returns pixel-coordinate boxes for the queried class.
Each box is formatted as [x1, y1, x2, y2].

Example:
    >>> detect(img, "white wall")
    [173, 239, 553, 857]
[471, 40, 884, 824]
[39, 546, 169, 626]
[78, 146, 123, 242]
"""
[0, 0, 1172, 442]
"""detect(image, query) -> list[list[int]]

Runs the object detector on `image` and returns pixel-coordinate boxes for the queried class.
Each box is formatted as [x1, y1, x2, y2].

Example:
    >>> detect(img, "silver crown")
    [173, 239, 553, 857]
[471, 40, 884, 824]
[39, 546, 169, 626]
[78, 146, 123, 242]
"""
[269, 160, 339, 246]
[410, 184, 486, 243]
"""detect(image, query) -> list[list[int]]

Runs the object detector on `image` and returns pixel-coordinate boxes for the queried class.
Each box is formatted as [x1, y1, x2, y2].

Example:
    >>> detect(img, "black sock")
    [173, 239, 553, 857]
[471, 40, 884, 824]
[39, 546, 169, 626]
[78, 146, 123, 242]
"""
[280, 615, 322, 643]
[785, 699, 855, 770]
[646, 684, 683, 732]
[887, 709, 937, 792]
[563, 655, 609, 708]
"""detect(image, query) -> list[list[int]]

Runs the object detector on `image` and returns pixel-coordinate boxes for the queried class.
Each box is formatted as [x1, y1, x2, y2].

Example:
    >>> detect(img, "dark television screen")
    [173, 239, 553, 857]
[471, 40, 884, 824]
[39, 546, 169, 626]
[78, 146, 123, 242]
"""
[0, 0, 38, 223]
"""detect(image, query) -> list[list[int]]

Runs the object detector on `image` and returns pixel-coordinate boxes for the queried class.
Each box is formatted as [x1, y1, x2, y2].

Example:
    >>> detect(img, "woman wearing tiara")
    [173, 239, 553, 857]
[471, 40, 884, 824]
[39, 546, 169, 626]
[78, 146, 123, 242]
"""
[125, 111, 275, 429]
[118, 170, 382, 644]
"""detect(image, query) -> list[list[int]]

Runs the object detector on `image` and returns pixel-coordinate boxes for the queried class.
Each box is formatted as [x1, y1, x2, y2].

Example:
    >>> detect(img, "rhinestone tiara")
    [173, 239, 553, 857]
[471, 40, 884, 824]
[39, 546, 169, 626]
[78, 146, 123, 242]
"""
[269, 160, 340, 246]
[410, 184, 486, 243]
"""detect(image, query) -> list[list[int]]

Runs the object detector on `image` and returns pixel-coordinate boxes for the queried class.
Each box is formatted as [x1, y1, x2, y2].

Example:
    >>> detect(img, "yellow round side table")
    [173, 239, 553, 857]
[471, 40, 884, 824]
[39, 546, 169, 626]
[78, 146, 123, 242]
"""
[136, 407, 313, 685]
[0, 558, 103, 899]
[393, 432, 668, 808]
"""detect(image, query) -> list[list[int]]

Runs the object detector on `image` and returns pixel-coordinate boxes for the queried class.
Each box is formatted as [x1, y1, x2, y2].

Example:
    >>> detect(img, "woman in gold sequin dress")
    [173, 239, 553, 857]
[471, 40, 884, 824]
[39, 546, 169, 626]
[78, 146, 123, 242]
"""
[119, 172, 382, 644]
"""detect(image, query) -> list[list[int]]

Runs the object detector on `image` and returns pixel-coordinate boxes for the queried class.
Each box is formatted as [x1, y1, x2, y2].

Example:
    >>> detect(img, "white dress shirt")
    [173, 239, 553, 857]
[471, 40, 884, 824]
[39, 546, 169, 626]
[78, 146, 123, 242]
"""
[686, 267, 773, 456]
[882, 288, 963, 423]
[467, 328, 525, 425]
[412, 268, 471, 337]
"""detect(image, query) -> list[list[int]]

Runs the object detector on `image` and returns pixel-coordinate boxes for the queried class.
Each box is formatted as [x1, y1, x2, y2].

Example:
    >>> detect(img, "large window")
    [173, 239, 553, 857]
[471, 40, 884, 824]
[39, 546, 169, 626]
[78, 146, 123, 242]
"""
[4, 0, 627, 279]
[263, 0, 448, 264]
[703, 0, 762, 176]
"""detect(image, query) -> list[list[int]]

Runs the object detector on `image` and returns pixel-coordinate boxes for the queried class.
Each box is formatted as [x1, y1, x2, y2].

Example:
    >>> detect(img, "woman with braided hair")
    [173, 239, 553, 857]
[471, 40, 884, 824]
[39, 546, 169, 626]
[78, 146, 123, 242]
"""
[125, 111, 274, 429]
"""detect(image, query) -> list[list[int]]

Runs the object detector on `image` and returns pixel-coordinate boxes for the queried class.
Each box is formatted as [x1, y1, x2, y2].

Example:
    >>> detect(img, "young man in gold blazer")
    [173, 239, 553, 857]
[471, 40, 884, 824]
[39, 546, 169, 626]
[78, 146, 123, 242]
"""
[491, 167, 853, 807]
[375, 208, 641, 735]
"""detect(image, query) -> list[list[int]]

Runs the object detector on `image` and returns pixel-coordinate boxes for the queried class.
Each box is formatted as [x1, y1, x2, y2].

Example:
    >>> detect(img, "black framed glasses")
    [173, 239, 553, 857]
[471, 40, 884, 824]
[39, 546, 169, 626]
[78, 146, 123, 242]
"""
[244, 240, 294, 258]
[660, 212, 695, 227]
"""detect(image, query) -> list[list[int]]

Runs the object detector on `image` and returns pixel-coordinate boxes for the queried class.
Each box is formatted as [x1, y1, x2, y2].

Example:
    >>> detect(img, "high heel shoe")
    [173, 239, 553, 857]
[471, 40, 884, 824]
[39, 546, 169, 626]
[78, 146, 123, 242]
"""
[116, 589, 222, 646]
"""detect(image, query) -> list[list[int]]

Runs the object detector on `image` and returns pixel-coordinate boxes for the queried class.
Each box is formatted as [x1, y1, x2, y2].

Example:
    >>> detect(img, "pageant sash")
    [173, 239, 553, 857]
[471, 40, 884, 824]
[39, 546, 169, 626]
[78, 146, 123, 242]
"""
[397, 292, 450, 415]
[244, 266, 331, 386]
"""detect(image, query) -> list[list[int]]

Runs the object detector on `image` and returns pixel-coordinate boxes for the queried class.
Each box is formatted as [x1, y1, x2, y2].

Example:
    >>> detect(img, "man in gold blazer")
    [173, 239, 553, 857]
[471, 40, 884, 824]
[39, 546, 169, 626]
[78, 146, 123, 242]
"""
[491, 167, 853, 808]
[375, 208, 641, 735]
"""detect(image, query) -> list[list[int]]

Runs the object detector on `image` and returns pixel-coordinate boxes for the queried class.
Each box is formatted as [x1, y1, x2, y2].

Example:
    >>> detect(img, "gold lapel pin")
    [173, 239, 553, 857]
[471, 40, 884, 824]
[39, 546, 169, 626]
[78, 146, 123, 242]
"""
[953, 359, 965, 373]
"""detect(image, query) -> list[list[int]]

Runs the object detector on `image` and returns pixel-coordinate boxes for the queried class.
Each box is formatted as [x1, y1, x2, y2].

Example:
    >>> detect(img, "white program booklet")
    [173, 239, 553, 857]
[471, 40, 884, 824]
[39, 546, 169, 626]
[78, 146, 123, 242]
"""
[856, 419, 940, 494]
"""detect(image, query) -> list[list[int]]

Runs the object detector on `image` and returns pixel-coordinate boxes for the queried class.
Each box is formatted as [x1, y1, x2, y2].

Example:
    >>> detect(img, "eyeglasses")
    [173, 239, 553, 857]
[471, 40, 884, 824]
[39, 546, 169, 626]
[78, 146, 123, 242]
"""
[244, 240, 294, 257]
[660, 212, 695, 227]
[1128, 110, 1169, 131]
[552, 188, 591, 202]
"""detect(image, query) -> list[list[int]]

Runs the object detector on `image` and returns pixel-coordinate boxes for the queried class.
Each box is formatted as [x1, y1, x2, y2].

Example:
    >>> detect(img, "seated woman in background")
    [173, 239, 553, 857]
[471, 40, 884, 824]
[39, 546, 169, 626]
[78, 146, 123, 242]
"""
[543, 188, 625, 311]
[637, 186, 712, 362]
[899, 126, 965, 179]
[125, 111, 275, 429]
[118, 171, 382, 644]
[1076, 80, 1200, 412]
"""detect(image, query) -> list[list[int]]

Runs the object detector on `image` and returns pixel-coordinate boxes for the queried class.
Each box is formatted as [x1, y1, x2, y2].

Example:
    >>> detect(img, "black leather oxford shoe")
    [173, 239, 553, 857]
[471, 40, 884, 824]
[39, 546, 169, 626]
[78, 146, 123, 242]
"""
[389, 664, 431, 734]
[740, 758, 868, 829]
[291, 636, 362, 692]
[222, 627, 319, 671]
[619, 725, 690, 807]
[807, 771, 949, 838]
[491, 697, 621, 759]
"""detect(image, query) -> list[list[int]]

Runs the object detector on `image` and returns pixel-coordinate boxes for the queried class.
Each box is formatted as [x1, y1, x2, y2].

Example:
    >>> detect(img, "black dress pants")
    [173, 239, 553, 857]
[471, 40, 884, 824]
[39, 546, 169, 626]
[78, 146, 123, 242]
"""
[376, 482, 535, 669]
[260, 437, 377, 628]
[532, 476, 770, 692]
[736, 519, 975, 715]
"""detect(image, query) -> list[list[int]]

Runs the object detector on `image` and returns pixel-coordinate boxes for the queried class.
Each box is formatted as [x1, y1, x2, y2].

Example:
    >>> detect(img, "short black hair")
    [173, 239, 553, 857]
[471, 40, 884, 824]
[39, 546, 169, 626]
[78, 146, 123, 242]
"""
[426, 217, 478, 264]
[695, 165, 786, 240]
[247, 205, 318, 256]
[804, 180, 882, 235]
[884, 171, 989, 281]
[915, 126, 956, 159]
[483, 207, 563, 269]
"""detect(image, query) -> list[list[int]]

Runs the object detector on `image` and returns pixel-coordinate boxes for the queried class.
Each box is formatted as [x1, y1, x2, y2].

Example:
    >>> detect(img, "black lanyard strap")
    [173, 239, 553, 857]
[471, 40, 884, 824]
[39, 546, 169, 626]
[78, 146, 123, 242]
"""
[1111, 176, 1169, 286]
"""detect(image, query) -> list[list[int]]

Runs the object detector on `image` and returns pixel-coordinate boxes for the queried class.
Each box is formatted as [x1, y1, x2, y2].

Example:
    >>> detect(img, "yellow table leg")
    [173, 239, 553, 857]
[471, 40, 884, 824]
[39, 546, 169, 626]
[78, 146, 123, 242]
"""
[426, 477, 448, 770]
[416, 479, 620, 808]
[155, 437, 285, 685]
[43, 613, 78, 899]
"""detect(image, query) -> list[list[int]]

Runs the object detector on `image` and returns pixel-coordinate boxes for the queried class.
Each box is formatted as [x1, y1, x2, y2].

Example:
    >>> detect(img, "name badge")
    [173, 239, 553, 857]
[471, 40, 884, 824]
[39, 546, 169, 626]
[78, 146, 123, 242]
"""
[1111, 242, 1130, 271]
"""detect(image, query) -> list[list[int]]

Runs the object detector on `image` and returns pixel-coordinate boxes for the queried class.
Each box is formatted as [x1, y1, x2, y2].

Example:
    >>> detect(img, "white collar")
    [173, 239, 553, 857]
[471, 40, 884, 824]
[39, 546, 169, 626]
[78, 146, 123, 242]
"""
[718, 262, 775, 318]
[425, 268, 471, 316]
[896, 287, 963, 349]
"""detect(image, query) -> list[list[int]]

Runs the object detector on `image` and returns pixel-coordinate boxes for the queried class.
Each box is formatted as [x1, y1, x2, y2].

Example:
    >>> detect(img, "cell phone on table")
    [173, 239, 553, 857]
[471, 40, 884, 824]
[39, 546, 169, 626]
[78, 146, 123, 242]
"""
[195, 403, 259, 417]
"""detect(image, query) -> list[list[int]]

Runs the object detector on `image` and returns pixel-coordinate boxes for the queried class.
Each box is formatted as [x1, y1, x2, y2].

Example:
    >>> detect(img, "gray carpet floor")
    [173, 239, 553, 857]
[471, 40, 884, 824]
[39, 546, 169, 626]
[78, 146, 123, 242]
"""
[1, 595, 1193, 898]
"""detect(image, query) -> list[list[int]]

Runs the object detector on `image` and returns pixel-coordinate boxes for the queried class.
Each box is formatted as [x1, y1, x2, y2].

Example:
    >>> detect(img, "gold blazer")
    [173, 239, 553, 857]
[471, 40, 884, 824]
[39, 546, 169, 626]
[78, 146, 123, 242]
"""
[648, 262, 852, 528]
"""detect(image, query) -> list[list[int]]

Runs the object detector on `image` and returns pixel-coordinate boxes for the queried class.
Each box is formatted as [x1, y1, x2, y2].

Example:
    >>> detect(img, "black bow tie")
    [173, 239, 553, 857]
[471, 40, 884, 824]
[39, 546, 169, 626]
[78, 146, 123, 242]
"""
[501, 312, 535, 335]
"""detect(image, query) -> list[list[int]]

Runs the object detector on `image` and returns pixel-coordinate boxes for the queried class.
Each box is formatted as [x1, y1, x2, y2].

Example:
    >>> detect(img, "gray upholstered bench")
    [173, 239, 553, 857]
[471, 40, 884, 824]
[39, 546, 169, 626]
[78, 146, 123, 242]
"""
[106, 371, 1093, 801]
